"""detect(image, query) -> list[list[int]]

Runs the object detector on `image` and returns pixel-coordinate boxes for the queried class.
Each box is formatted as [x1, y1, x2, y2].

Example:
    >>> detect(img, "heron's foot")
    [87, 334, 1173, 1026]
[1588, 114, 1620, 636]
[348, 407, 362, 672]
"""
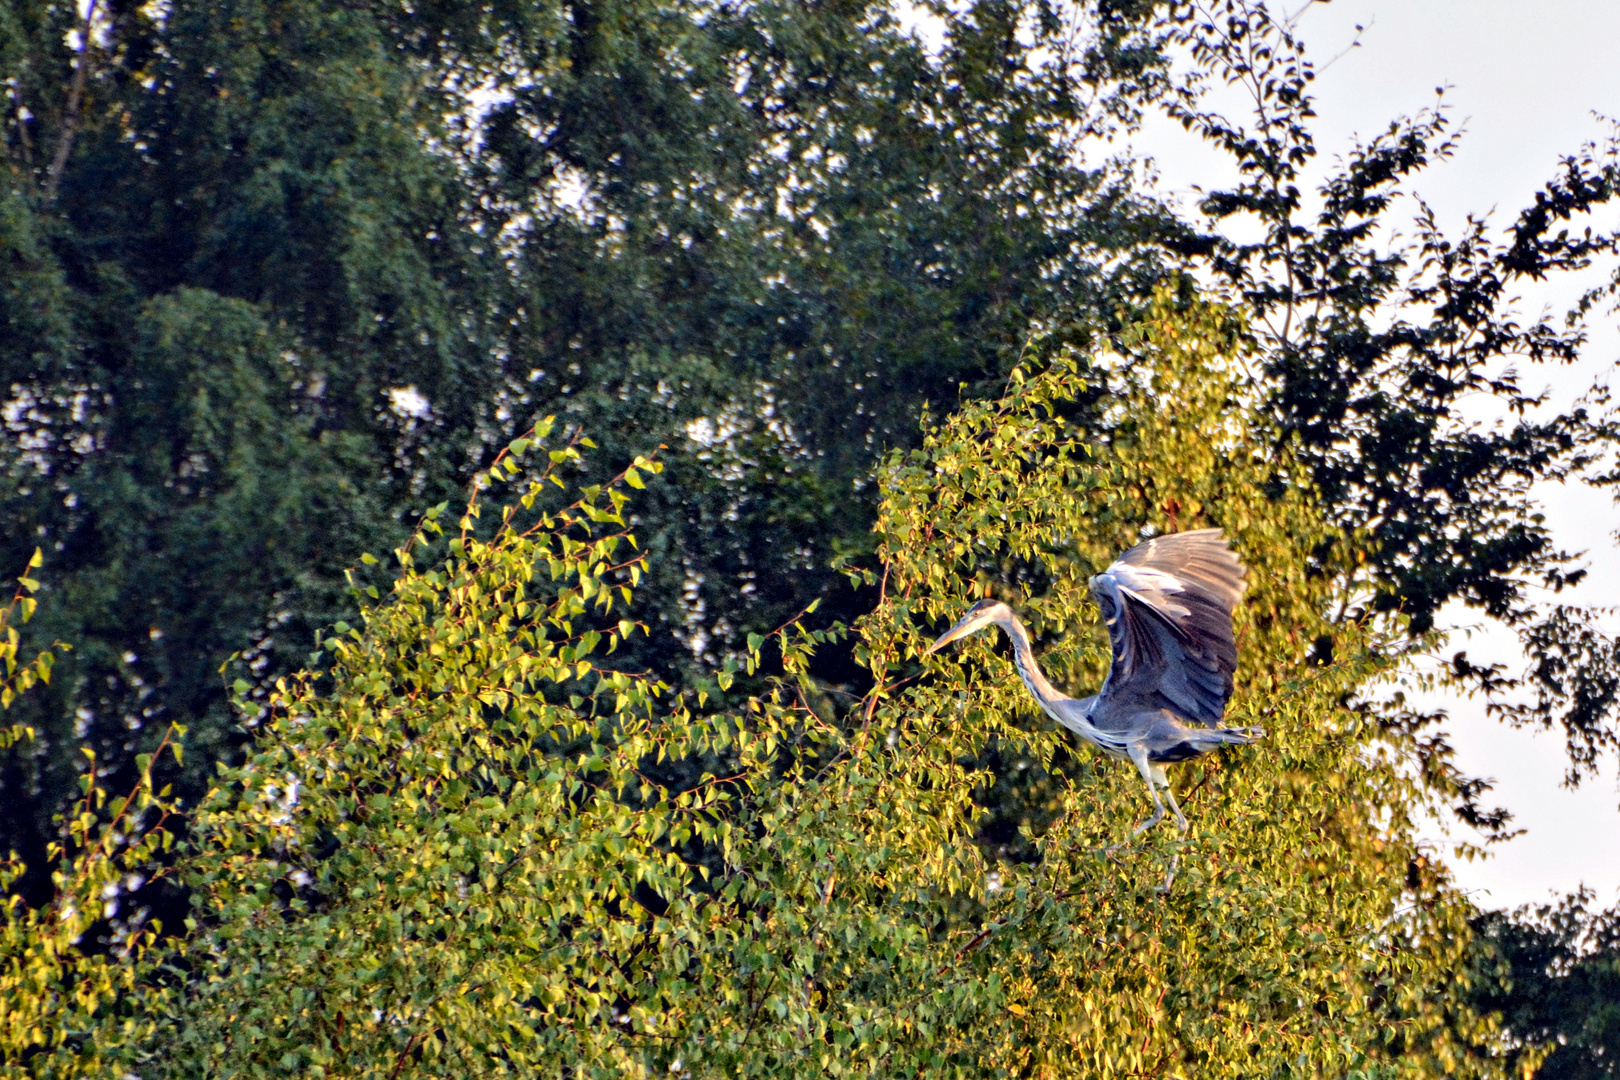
[1155, 853, 1181, 893]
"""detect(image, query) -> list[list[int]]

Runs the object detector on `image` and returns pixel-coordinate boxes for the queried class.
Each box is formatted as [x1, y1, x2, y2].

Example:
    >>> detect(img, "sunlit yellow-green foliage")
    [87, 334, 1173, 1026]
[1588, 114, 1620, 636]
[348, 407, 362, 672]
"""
[1, 550, 175, 1080]
[0, 736, 181, 1079]
[853, 292, 1510, 1078]
[2, 301, 1521, 1078]
[0, 549, 61, 730]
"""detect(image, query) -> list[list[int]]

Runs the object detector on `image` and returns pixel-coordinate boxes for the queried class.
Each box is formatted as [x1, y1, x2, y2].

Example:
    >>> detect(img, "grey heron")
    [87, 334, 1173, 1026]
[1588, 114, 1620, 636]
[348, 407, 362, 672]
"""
[924, 528, 1261, 865]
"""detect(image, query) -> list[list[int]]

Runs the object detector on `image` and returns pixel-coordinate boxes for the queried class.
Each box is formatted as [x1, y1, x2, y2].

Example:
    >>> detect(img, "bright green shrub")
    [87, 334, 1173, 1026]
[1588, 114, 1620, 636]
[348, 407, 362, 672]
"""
[854, 293, 1513, 1078]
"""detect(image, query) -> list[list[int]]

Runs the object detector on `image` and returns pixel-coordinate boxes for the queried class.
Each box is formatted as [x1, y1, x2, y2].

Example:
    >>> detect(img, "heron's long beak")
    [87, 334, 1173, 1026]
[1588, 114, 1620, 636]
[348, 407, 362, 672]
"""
[923, 613, 982, 656]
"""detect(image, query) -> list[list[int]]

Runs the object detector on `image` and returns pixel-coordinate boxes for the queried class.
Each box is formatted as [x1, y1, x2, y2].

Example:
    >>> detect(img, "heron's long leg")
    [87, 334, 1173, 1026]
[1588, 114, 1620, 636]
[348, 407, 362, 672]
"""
[1155, 765, 1188, 834]
[1106, 746, 1166, 858]
[1152, 764, 1187, 891]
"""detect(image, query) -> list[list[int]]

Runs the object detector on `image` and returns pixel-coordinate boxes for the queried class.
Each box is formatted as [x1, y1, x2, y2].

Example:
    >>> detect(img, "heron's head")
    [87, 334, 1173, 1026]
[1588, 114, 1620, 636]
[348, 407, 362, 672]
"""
[923, 598, 1013, 656]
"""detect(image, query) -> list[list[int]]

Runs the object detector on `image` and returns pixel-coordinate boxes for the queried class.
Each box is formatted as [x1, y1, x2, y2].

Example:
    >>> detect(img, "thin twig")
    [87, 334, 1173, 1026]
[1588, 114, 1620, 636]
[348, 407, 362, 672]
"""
[739, 970, 779, 1048]
[44, 0, 99, 203]
[388, 1031, 423, 1080]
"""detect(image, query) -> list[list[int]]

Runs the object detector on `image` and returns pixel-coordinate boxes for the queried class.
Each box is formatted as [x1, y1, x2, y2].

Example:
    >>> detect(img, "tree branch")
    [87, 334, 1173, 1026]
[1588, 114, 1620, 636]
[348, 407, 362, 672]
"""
[43, 0, 100, 203]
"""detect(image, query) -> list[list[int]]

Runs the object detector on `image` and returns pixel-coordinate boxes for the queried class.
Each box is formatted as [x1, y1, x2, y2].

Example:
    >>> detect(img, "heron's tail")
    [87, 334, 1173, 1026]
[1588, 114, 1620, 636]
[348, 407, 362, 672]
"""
[1201, 724, 1264, 748]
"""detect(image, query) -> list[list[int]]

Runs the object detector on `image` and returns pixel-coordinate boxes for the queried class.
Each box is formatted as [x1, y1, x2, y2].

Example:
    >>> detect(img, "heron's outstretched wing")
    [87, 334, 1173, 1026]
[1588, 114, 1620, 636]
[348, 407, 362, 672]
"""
[1090, 529, 1246, 726]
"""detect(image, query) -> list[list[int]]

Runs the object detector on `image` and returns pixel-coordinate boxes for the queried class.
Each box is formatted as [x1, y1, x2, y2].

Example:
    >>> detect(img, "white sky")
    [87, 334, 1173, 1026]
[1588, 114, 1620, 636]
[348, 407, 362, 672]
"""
[1125, 0, 1620, 911]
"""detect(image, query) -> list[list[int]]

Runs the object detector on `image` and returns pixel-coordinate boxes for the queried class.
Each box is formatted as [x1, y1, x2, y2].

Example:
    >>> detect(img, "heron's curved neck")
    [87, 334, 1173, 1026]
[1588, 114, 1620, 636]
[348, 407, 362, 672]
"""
[996, 612, 1068, 712]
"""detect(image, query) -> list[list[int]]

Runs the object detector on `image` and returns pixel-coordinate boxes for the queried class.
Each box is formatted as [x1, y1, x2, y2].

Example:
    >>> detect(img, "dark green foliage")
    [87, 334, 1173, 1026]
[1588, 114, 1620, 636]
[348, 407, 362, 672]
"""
[1490, 606, 1620, 782]
[0, 0, 491, 888]
[1474, 891, 1620, 1080]
[454, 0, 1189, 681]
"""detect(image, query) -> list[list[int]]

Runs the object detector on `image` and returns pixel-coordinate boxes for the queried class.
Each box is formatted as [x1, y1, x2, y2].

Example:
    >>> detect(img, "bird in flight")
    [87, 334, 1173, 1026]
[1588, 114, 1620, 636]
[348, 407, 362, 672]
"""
[924, 529, 1259, 874]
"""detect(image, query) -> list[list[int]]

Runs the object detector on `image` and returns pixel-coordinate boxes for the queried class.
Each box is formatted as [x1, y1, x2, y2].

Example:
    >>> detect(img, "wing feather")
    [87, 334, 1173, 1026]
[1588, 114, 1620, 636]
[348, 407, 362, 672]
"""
[1090, 529, 1246, 726]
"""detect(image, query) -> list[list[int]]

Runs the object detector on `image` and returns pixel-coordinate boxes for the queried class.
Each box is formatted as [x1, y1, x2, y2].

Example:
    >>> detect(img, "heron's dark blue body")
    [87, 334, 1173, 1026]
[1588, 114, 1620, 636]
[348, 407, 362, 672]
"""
[1149, 741, 1204, 764]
